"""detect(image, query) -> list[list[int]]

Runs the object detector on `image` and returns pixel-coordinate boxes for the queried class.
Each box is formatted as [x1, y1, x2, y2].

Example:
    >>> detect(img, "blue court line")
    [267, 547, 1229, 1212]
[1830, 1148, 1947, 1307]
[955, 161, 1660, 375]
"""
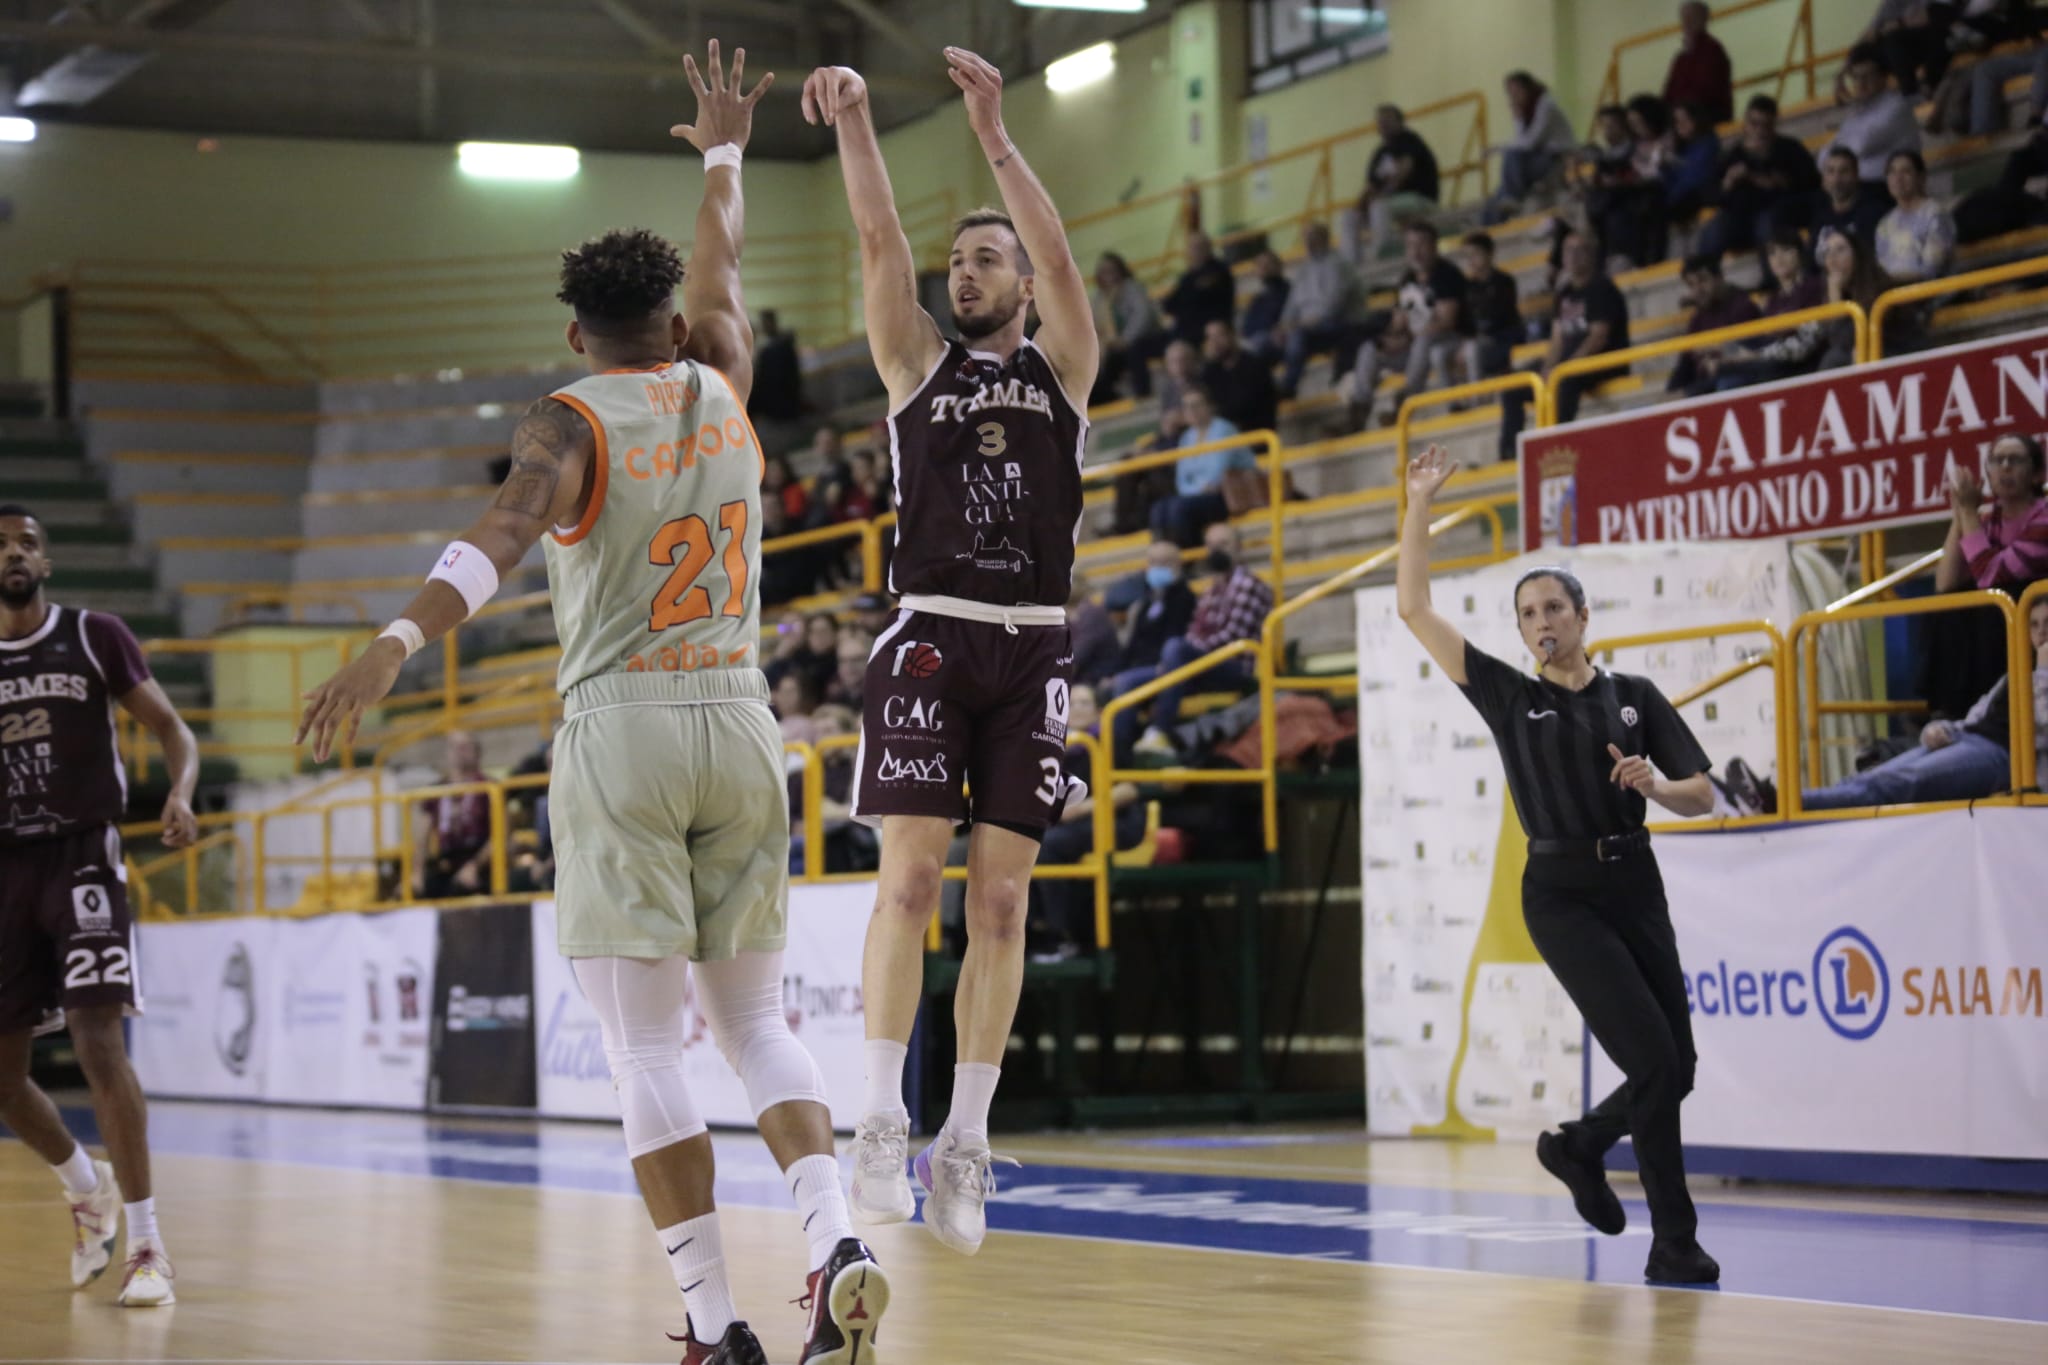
[11, 1102, 2048, 1328]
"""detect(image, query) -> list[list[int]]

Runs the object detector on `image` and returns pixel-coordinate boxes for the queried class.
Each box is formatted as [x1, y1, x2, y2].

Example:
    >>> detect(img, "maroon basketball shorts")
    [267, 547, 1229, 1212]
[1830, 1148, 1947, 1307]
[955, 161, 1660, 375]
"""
[0, 825, 140, 1036]
[851, 609, 1075, 836]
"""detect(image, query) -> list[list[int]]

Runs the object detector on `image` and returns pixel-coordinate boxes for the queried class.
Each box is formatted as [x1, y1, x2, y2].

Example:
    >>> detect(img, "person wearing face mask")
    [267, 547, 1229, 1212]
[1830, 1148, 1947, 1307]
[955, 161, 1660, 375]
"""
[1106, 523, 1274, 760]
[1110, 539, 1200, 680]
[1396, 443, 1722, 1288]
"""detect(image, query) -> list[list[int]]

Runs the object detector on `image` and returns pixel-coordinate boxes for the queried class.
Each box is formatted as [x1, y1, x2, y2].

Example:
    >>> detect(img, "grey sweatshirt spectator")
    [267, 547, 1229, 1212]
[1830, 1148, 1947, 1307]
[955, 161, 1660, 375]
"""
[1091, 251, 1166, 402]
[1874, 150, 1956, 284]
[1486, 71, 1578, 223]
[1275, 222, 1367, 397]
[1834, 43, 1923, 184]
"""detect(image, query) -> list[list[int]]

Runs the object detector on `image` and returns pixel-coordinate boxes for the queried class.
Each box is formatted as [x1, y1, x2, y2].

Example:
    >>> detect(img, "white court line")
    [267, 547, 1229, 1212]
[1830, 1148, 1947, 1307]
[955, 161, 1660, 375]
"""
[118, 1146, 2048, 1334]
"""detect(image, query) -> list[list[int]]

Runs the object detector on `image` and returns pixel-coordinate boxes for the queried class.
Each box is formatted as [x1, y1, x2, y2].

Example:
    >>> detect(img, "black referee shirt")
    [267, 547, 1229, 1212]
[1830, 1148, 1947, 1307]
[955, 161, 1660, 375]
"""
[1456, 641, 1712, 841]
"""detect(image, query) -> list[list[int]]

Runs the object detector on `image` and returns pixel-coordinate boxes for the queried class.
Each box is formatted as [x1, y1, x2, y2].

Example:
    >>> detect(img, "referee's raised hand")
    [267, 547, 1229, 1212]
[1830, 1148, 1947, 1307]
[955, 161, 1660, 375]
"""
[1407, 443, 1461, 505]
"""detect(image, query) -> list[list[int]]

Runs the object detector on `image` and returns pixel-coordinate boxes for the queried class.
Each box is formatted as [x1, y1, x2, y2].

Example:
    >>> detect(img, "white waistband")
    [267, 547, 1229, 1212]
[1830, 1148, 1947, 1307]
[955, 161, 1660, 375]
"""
[898, 594, 1065, 632]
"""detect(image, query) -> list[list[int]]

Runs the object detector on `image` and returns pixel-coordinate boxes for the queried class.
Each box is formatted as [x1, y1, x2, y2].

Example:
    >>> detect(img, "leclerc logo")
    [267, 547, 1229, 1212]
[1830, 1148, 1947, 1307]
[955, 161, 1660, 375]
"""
[1813, 926, 1888, 1041]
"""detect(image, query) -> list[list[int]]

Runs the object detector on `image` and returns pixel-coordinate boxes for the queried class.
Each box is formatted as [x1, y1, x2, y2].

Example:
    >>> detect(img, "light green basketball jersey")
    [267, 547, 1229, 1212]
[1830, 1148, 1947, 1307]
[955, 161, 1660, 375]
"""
[541, 360, 765, 695]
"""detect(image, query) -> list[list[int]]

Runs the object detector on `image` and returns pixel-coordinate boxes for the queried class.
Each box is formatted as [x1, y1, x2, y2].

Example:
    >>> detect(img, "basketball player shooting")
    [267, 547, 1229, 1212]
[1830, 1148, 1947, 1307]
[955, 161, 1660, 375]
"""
[1, 504, 198, 1308]
[803, 49, 1100, 1255]
[298, 46, 885, 1365]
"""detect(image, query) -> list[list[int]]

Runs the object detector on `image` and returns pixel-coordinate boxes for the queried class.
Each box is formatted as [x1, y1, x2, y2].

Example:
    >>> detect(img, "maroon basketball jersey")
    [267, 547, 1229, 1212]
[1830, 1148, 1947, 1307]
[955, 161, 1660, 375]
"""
[886, 337, 1089, 607]
[0, 606, 149, 845]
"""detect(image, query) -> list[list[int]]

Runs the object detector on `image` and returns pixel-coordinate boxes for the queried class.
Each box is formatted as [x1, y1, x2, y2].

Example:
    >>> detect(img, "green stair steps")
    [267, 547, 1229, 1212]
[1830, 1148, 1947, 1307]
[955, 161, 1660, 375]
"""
[54, 566, 156, 592]
[6, 476, 109, 502]
[45, 524, 133, 546]
[0, 436, 85, 459]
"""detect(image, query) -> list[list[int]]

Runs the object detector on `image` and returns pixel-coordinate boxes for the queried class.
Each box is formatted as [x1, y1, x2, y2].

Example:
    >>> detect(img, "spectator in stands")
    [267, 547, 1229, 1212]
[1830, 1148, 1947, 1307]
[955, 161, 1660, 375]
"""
[1201, 319, 1279, 437]
[805, 426, 849, 524]
[1874, 150, 1957, 284]
[848, 591, 892, 638]
[1275, 222, 1368, 398]
[1092, 251, 1166, 401]
[1348, 218, 1471, 428]
[1835, 43, 1923, 187]
[1342, 103, 1443, 263]
[824, 627, 871, 710]
[1863, 0, 1961, 97]
[1938, 434, 2048, 594]
[1497, 229, 1632, 459]
[757, 497, 812, 606]
[1154, 385, 1258, 546]
[1700, 95, 1821, 259]
[749, 308, 803, 421]
[1119, 538, 1199, 674]
[1485, 70, 1579, 224]
[1598, 95, 1678, 267]
[1577, 104, 1644, 264]
[1709, 226, 1828, 390]
[510, 740, 556, 895]
[1112, 522, 1274, 760]
[1802, 596, 2048, 809]
[1159, 231, 1239, 348]
[1668, 253, 1762, 396]
[1960, 90, 2048, 243]
[1958, 27, 2048, 137]
[1030, 682, 1144, 958]
[1731, 228, 1888, 379]
[787, 704, 874, 875]
[1112, 340, 1201, 535]
[418, 731, 493, 899]
[763, 453, 808, 526]
[1241, 248, 1292, 361]
[1662, 101, 1724, 228]
[1809, 145, 1891, 261]
[767, 612, 838, 693]
[1459, 231, 1526, 381]
[775, 671, 820, 746]
[1664, 2, 1735, 125]
[1067, 573, 1122, 687]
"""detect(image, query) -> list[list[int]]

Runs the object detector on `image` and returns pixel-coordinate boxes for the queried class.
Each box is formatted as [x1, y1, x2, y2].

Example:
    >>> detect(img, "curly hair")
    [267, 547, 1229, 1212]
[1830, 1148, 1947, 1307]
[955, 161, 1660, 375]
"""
[556, 228, 685, 326]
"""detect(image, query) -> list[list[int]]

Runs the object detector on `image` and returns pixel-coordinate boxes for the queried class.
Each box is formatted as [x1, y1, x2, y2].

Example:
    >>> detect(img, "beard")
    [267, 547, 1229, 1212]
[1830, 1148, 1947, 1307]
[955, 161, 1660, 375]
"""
[951, 290, 1024, 341]
[0, 568, 46, 609]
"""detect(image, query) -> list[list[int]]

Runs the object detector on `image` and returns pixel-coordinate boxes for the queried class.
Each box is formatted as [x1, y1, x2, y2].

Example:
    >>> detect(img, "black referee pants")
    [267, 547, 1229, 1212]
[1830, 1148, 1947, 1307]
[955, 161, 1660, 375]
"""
[1522, 853, 1699, 1241]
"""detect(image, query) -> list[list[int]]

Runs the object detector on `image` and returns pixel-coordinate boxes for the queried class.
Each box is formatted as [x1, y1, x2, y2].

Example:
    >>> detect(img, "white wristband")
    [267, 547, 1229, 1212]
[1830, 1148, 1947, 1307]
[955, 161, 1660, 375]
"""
[427, 540, 500, 618]
[704, 143, 743, 172]
[379, 619, 426, 660]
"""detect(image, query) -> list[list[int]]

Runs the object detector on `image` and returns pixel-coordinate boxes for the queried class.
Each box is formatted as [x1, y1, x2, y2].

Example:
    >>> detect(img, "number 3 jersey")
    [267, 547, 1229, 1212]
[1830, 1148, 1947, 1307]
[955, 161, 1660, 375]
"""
[541, 359, 767, 695]
[886, 337, 1088, 608]
[0, 606, 149, 845]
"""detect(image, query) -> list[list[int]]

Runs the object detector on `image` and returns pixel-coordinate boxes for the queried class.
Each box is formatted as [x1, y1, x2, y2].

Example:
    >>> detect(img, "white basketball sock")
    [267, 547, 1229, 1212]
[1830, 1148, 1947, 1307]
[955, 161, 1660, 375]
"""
[124, 1197, 161, 1250]
[658, 1213, 737, 1344]
[53, 1146, 97, 1196]
[948, 1063, 1002, 1146]
[786, 1153, 855, 1272]
[863, 1039, 909, 1121]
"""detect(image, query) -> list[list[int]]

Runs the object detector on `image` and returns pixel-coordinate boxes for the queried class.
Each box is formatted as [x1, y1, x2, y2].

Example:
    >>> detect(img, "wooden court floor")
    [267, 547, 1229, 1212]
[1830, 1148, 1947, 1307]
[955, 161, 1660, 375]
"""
[5, 1103, 2046, 1365]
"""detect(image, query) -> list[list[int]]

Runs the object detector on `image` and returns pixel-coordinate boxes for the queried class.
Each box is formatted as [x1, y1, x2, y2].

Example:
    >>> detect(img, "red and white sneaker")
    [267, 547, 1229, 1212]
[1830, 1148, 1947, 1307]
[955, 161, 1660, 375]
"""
[798, 1237, 890, 1365]
[68, 1159, 122, 1288]
[116, 1246, 175, 1307]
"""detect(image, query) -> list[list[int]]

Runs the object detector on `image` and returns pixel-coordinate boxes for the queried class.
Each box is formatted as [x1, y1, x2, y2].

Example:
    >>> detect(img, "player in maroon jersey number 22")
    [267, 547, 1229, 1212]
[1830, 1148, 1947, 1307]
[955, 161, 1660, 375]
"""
[0, 505, 200, 1307]
[806, 49, 1100, 1258]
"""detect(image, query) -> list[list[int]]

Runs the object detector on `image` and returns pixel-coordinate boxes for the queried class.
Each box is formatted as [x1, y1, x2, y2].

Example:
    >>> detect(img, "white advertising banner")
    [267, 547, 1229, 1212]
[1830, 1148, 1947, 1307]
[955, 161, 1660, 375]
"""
[1357, 539, 1796, 1138]
[1591, 808, 2048, 1160]
[532, 882, 872, 1129]
[132, 917, 275, 1100]
[265, 909, 437, 1110]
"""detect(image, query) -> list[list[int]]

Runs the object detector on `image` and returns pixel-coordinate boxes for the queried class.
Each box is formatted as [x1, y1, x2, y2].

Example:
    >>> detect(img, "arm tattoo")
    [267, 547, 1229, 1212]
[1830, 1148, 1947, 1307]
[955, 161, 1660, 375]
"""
[493, 399, 586, 519]
[992, 144, 1015, 169]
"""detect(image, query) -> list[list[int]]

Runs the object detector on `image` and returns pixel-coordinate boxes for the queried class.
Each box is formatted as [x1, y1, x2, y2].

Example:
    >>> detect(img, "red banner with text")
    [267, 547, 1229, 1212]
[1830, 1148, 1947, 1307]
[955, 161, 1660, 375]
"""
[1518, 326, 2048, 551]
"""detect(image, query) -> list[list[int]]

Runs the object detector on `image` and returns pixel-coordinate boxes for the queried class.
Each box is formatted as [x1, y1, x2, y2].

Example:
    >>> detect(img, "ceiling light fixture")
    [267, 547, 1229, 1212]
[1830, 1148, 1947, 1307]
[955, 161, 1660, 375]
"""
[1046, 42, 1117, 94]
[1014, 0, 1146, 13]
[456, 141, 579, 181]
[0, 116, 36, 143]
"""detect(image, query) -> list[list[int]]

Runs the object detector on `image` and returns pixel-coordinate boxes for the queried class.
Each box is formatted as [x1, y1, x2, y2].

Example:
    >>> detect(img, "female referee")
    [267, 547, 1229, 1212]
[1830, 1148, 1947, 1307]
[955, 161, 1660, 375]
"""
[1395, 443, 1721, 1285]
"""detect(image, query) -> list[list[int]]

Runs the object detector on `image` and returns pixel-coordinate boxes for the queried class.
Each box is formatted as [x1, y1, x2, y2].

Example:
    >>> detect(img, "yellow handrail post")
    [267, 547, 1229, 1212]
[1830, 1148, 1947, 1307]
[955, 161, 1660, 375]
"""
[184, 841, 200, 916]
[397, 791, 415, 906]
[320, 807, 336, 912]
[1870, 251, 2048, 360]
[1394, 370, 1546, 524]
[2019, 581, 2046, 797]
[252, 812, 268, 915]
[488, 784, 509, 895]
[442, 626, 460, 717]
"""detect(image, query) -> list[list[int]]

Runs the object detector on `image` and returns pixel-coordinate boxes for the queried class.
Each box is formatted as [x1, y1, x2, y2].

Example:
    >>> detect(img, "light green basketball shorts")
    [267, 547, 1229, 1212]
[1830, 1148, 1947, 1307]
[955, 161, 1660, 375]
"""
[550, 669, 789, 960]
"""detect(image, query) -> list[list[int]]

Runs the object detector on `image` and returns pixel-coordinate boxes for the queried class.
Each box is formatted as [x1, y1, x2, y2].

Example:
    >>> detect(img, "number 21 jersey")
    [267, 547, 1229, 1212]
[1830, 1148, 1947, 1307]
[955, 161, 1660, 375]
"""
[886, 337, 1088, 608]
[541, 359, 766, 694]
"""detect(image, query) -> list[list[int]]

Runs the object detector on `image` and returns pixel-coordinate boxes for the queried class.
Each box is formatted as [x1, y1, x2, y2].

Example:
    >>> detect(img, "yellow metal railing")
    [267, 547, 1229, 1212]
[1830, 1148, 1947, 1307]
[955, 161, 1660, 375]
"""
[1869, 252, 2048, 360]
[2019, 579, 2047, 799]
[1787, 590, 2026, 811]
[1598, 0, 1821, 114]
[1549, 300, 1868, 421]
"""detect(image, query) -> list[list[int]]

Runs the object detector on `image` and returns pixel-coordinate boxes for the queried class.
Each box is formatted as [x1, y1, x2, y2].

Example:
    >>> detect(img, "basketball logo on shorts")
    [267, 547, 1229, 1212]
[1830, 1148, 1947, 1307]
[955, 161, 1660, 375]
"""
[71, 883, 113, 936]
[892, 640, 944, 679]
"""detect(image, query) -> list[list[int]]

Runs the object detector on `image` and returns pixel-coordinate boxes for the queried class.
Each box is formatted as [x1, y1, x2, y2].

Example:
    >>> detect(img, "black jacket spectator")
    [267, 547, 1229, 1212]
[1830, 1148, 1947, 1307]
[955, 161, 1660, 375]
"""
[749, 310, 803, 421]
[1161, 232, 1239, 345]
[1199, 320, 1279, 436]
[1120, 566, 1198, 671]
[1240, 251, 1291, 357]
[1808, 146, 1890, 259]
[1699, 95, 1821, 258]
[1498, 230, 1630, 459]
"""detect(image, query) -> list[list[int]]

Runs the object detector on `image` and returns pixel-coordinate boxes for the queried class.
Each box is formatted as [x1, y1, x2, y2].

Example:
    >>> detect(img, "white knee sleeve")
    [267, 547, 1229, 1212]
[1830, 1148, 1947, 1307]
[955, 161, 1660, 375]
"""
[693, 952, 828, 1119]
[572, 956, 707, 1158]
